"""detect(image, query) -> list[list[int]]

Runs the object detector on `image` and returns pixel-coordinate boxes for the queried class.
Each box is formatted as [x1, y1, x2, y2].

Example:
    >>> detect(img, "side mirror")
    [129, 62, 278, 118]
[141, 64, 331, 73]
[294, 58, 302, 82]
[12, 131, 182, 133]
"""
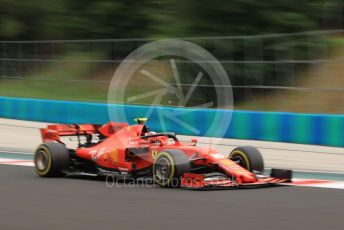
[191, 138, 198, 145]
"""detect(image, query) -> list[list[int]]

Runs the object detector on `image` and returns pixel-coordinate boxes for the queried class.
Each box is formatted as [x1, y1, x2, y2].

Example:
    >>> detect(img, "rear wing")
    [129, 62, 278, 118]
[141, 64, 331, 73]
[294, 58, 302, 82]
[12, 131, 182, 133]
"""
[40, 122, 128, 143]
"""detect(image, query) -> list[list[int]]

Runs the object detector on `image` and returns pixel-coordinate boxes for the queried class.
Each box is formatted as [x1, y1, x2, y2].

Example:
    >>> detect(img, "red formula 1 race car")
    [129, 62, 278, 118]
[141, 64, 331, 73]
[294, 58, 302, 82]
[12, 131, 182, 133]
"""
[34, 118, 292, 189]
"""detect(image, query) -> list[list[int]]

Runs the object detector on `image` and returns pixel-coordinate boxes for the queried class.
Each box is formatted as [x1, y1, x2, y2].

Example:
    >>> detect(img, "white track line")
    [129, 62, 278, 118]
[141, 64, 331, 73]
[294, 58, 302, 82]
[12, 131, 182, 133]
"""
[289, 178, 344, 189]
[0, 158, 34, 167]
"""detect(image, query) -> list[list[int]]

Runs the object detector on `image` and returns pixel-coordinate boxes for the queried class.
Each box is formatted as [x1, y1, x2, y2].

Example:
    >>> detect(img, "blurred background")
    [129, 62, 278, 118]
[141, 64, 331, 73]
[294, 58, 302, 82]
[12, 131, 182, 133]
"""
[1, 0, 344, 113]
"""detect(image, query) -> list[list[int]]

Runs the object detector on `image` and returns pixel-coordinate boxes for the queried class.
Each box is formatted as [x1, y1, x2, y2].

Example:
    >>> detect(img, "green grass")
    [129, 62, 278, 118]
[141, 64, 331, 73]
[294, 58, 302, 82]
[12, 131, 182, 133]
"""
[0, 55, 187, 105]
[0, 50, 109, 102]
[0, 79, 108, 102]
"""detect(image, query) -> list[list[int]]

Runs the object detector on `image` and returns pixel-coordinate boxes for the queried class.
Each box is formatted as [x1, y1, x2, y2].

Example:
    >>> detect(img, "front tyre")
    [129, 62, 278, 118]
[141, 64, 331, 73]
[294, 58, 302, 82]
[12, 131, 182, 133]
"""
[153, 150, 190, 188]
[34, 142, 70, 177]
[229, 146, 264, 173]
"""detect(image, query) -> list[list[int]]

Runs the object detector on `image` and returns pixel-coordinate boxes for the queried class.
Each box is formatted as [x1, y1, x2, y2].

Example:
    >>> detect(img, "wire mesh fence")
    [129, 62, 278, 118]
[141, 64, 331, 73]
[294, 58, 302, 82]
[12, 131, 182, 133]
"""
[1, 29, 344, 113]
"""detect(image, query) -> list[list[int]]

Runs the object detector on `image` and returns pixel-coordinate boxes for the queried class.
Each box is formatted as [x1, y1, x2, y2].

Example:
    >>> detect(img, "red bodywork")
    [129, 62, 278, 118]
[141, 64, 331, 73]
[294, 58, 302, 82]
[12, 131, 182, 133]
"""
[40, 122, 289, 189]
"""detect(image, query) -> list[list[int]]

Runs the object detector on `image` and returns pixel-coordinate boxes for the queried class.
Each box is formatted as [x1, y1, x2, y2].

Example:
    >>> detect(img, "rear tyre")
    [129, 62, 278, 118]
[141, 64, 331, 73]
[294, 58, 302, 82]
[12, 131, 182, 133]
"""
[229, 146, 264, 173]
[34, 142, 70, 177]
[153, 149, 190, 188]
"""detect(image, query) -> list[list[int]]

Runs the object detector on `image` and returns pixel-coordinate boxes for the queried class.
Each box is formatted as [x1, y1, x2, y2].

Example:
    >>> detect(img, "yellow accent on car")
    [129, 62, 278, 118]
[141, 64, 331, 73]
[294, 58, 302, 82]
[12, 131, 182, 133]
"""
[151, 150, 158, 159]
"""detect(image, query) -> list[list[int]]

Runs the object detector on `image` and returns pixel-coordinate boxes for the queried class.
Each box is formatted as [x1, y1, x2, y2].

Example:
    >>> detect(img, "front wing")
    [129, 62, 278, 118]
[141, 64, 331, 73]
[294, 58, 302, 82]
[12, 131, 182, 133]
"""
[181, 173, 291, 190]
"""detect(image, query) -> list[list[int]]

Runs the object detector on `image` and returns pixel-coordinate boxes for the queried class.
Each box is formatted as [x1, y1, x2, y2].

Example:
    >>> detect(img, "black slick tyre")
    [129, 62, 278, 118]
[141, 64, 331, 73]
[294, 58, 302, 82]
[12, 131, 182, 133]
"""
[153, 149, 190, 188]
[229, 146, 264, 173]
[34, 142, 70, 177]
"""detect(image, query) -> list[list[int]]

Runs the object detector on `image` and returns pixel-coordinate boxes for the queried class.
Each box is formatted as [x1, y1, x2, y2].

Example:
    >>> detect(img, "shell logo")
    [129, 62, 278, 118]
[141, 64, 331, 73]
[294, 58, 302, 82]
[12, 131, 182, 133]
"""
[103, 149, 118, 163]
[110, 149, 119, 164]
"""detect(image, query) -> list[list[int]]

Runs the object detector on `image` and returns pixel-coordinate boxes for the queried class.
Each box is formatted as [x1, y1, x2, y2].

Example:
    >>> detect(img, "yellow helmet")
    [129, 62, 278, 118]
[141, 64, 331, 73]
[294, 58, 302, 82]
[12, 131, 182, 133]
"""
[134, 118, 149, 124]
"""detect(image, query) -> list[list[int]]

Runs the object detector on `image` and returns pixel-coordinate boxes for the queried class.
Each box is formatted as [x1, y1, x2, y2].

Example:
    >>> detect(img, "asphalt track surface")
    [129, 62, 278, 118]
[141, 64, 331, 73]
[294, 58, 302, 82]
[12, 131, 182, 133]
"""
[1, 165, 344, 230]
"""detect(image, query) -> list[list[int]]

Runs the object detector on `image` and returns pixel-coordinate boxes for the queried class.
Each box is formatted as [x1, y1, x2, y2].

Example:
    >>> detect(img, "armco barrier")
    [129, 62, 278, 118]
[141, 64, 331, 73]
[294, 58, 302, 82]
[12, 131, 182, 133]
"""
[1, 96, 344, 147]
